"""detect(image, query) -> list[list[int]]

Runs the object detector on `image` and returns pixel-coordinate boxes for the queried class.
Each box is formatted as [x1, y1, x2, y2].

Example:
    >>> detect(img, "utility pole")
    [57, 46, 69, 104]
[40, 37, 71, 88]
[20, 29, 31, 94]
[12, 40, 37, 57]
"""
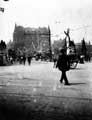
[48, 26, 52, 61]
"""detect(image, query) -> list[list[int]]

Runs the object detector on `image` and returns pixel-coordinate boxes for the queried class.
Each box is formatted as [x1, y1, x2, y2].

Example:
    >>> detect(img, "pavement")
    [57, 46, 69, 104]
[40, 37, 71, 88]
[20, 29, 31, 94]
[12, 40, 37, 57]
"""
[0, 61, 92, 120]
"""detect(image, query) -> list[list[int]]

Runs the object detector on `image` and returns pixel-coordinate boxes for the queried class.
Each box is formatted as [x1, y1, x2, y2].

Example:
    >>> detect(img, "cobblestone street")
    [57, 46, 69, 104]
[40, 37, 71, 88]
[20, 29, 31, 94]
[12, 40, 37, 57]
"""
[0, 61, 92, 120]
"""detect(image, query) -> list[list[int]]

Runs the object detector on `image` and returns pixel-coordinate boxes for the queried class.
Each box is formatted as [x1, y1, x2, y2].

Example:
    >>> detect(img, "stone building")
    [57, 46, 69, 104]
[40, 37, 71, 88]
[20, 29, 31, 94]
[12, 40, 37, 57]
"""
[13, 24, 52, 56]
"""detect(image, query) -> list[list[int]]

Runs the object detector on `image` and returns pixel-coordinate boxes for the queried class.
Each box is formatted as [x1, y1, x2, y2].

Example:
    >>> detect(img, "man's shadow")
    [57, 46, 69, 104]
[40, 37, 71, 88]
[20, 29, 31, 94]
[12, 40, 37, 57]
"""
[69, 82, 87, 85]
[71, 67, 86, 70]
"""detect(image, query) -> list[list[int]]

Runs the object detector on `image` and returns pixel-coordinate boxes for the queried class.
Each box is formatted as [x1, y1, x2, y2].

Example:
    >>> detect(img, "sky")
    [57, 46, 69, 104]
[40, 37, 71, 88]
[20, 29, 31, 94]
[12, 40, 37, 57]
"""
[0, 0, 92, 44]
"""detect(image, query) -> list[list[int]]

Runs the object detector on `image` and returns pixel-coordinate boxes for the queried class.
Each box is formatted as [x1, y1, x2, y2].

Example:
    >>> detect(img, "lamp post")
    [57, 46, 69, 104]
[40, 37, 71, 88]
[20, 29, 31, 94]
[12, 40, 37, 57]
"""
[48, 26, 52, 61]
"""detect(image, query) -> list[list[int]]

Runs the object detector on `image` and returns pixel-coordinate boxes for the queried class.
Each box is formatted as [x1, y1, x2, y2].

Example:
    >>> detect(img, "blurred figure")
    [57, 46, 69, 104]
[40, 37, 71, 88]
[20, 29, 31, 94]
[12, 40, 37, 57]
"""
[53, 56, 57, 68]
[27, 55, 32, 65]
[23, 55, 26, 65]
[56, 49, 70, 85]
[79, 55, 84, 64]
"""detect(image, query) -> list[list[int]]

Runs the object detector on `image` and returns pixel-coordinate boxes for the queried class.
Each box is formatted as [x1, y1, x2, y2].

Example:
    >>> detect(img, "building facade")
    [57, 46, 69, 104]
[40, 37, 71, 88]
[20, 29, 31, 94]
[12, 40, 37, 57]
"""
[13, 24, 52, 56]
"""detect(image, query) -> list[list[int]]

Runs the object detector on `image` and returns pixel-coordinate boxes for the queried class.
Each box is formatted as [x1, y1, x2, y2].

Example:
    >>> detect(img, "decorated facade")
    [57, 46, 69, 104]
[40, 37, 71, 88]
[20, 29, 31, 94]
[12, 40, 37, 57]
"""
[13, 24, 52, 56]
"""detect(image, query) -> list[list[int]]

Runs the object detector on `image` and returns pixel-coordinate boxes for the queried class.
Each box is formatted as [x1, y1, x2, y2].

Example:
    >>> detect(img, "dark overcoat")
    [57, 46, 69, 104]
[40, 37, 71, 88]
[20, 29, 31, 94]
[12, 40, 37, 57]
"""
[56, 54, 70, 71]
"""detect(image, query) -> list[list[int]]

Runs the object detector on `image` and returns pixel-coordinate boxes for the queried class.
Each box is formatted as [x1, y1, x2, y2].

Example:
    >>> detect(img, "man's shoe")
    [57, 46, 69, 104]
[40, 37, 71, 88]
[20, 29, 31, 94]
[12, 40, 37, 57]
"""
[65, 83, 70, 85]
[60, 80, 63, 83]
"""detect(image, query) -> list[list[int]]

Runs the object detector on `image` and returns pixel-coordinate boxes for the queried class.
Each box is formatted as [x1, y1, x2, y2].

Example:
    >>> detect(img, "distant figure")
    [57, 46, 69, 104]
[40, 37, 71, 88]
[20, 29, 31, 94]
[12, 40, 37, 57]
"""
[19, 56, 23, 64]
[23, 55, 26, 65]
[56, 49, 70, 85]
[53, 56, 57, 68]
[79, 55, 84, 64]
[27, 56, 32, 65]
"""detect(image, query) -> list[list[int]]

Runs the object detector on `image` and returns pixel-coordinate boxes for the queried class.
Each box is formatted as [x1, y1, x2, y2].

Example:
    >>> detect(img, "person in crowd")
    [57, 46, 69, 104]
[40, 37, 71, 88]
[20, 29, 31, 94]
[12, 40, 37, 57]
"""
[56, 48, 70, 85]
[53, 55, 57, 68]
[27, 55, 32, 65]
[23, 55, 26, 65]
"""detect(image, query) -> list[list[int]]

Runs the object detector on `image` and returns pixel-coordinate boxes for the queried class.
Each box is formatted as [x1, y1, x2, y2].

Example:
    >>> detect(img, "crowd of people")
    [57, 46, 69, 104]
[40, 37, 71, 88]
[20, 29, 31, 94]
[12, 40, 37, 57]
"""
[9, 55, 32, 66]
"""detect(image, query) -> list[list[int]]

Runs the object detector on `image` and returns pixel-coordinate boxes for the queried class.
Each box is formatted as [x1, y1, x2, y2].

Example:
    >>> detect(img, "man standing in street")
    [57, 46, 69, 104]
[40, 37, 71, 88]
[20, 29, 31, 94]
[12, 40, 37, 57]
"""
[56, 48, 70, 85]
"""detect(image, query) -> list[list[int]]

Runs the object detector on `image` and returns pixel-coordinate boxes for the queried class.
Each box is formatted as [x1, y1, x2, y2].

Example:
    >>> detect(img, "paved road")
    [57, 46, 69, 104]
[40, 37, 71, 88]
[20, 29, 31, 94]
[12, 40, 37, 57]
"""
[0, 61, 92, 120]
